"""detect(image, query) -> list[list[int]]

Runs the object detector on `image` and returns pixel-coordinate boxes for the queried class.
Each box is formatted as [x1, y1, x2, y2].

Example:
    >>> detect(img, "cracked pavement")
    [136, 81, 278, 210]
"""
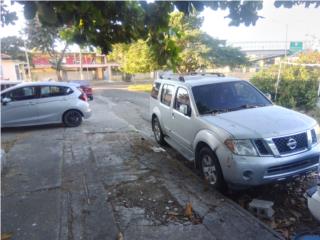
[1, 83, 281, 240]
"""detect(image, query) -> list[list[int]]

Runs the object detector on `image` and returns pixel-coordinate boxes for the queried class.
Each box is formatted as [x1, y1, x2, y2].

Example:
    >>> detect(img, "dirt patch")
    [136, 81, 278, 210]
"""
[1, 139, 17, 153]
[227, 173, 320, 239]
[107, 176, 202, 225]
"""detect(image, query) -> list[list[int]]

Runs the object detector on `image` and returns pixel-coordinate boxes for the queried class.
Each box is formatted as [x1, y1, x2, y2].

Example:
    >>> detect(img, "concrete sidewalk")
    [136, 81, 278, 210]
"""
[1, 94, 282, 240]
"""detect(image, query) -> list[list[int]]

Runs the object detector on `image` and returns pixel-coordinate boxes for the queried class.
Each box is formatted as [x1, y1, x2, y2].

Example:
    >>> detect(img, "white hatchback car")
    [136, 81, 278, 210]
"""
[1, 82, 91, 127]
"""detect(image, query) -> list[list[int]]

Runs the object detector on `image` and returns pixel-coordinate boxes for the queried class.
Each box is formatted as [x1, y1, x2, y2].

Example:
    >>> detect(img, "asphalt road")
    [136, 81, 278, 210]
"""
[1, 84, 281, 240]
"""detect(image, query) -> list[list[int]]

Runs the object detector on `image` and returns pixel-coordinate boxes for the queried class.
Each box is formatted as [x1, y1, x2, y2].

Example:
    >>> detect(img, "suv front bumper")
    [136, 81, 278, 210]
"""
[220, 144, 320, 187]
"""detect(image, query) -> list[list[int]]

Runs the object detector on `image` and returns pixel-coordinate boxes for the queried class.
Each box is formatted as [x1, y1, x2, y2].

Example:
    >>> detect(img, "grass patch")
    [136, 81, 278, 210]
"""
[128, 84, 152, 93]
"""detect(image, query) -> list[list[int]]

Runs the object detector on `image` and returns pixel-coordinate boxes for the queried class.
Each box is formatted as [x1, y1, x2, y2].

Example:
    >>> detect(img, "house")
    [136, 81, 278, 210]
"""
[0, 54, 26, 81]
[29, 52, 119, 81]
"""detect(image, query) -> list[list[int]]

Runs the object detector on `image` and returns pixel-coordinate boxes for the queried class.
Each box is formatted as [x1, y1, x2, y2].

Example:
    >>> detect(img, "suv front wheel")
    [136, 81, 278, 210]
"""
[152, 117, 165, 145]
[199, 146, 226, 191]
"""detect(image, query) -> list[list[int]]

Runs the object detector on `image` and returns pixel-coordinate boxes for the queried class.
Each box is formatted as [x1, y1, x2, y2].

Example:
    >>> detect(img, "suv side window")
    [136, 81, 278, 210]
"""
[160, 84, 174, 106]
[40, 86, 73, 98]
[174, 87, 192, 116]
[6, 87, 37, 101]
[151, 82, 161, 99]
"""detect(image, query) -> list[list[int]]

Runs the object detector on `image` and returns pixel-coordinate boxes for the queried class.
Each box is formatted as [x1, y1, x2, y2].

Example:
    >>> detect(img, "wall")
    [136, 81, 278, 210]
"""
[0, 60, 21, 80]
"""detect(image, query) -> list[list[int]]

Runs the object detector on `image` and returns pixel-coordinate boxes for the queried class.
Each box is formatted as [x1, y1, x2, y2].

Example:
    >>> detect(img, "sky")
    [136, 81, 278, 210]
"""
[1, 1, 320, 49]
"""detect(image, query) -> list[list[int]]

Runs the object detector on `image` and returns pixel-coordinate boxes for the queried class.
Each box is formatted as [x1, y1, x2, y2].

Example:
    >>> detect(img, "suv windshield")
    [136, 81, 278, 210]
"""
[192, 81, 272, 115]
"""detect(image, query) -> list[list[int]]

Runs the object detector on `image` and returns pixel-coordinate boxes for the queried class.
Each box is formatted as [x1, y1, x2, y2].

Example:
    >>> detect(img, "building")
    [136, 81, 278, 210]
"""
[30, 52, 119, 81]
[0, 54, 26, 81]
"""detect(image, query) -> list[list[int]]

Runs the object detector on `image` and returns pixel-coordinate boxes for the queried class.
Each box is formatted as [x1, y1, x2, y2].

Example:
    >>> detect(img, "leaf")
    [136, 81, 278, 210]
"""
[1, 232, 13, 240]
[117, 232, 124, 240]
[184, 202, 193, 219]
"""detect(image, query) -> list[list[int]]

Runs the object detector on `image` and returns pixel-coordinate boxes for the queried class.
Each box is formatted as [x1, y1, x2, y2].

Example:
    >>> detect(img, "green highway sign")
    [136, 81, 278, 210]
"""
[289, 41, 303, 53]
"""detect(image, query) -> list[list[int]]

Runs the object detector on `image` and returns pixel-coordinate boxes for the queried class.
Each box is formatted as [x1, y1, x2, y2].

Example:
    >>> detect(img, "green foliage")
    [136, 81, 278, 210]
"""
[251, 63, 320, 109]
[0, 36, 26, 61]
[297, 50, 320, 64]
[1, 3, 17, 27]
[107, 11, 247, 74]
[169, 12, 248, 73]
[108, 40, 158, 74]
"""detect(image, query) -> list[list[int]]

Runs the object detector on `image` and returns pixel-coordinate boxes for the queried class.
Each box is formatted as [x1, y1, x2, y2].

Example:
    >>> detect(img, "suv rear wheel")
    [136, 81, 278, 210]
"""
[152, 117, 165, 145]
[199, 146, 226, 191]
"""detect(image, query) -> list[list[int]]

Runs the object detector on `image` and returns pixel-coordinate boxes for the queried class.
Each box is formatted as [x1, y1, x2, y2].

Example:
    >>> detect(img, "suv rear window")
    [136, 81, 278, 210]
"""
[151, 82, 161, 99]
[161, 84, 174, 106]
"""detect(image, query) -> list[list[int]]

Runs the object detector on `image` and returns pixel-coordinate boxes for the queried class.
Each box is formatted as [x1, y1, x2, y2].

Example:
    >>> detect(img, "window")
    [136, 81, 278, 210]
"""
[160, 84, 174, 106]
[151, 82, 161, 99]
[174, 87, 191, 116]
[192, 81, 271, 115]
[15, 65, 21, 80]
[40, 86, 73, 98]
[7, 87, 37, 101]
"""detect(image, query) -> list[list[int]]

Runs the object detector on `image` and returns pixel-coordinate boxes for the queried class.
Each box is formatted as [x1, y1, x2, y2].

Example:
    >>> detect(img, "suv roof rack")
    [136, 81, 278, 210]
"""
[159, 72, 225, 82]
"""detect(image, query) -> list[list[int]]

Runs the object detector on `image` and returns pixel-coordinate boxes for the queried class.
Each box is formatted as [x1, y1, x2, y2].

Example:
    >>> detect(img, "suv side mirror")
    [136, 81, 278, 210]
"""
[2, 97, 11, 106]
[179, 104, 191, 116]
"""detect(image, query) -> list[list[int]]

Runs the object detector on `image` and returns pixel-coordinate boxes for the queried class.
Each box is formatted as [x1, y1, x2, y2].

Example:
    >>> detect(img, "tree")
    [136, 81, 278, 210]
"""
[169, 11, 248, 73]
[24, 17, 71, 81]
[0, 36, 26, 61]
[108, 40, 158, 80]
[11, 1, 317, 69]
[18, 1, 318, 66]
[108, 11, 247, 74]
[1, 3, 17, 27]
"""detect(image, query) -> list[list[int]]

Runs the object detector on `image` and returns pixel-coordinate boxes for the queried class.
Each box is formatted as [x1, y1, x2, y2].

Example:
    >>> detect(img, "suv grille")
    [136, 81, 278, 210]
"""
[272, 132, 308, 155]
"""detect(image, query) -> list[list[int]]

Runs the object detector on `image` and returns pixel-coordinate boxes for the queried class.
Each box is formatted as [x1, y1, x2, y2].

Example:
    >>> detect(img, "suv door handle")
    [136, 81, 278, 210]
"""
[28, 101, 36, 105]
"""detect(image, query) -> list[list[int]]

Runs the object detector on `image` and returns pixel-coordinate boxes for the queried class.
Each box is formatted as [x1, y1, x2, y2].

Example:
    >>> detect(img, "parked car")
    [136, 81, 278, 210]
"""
[1, 82, 91, 127]
[69, 80, 93, 100]
[150, 73, 320, 189]
[0, 80, 22, 91]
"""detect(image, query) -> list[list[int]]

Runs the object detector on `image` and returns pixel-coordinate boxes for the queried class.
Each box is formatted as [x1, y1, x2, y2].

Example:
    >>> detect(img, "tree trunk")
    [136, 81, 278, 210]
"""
[56, 43, 69, 81]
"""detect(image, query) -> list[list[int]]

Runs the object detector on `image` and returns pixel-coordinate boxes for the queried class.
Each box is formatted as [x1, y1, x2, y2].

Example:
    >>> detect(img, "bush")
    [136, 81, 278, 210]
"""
[251, 65, 319, 110]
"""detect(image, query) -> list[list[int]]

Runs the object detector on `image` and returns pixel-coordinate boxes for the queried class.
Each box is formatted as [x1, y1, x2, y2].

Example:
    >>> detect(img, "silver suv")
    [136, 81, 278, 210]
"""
[150, 74, 320, 189]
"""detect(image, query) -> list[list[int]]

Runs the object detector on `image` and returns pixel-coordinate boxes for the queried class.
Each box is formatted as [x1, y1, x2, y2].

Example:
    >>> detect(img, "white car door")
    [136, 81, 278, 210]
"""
[1, 86, 40, 127]
[36, 85, 73, 124]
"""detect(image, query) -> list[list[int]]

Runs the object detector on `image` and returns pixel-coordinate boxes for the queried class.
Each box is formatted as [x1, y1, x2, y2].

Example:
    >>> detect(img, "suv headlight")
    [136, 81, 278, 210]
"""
[224, 139, 258, 156]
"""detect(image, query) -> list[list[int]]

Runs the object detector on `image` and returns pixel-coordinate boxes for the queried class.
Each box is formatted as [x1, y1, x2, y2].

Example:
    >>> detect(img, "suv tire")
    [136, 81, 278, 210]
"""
[63, 110, 83, 127]
[199, 146, 226, 191]
[152, 117, 166, 145]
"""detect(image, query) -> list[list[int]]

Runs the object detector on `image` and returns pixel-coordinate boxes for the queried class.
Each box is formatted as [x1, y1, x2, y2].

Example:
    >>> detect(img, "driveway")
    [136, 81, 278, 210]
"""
[1, 84, 281, 240]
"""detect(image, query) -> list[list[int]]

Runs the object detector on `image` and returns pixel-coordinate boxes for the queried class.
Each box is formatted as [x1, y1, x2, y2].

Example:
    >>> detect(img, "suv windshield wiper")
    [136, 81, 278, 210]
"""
[228, 104, 266, 112]
[202, 109, 229, 115]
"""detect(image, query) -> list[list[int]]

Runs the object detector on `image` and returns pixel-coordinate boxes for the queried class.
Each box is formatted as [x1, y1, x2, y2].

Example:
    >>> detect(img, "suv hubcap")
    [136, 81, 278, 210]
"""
[202, 154, 217, 185]
[153, 120, 161, 141]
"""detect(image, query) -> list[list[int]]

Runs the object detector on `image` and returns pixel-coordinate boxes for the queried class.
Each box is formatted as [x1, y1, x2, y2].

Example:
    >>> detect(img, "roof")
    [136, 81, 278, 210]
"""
[156, 73, 242, 87]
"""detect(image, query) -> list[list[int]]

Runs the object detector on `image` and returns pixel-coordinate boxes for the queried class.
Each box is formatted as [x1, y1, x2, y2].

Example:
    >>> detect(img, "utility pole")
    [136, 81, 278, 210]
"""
[80, 48, 83, 80]
[23, 40, 32, 81]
